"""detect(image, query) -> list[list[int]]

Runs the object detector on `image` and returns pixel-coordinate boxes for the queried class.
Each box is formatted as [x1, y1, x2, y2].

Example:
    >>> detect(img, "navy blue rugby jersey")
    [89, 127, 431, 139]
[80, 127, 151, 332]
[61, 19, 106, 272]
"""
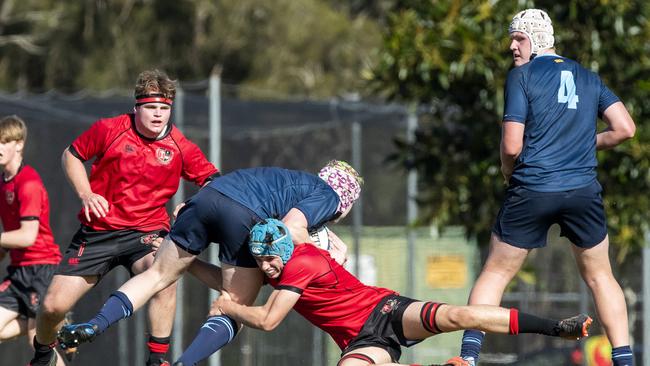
[207, 167, 340, 230]
[503, 54, 619, 192]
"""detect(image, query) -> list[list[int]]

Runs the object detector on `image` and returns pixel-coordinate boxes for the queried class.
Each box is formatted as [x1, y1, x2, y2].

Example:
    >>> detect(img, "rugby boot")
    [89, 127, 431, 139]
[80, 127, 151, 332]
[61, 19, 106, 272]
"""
[61, 311, 79, 361]
[556, 313, 593, 340]
[441, 356, 471, 366]
[146, 358, 171, 366]
[27, 350, 57, 366]
[57, 322, 98, 348]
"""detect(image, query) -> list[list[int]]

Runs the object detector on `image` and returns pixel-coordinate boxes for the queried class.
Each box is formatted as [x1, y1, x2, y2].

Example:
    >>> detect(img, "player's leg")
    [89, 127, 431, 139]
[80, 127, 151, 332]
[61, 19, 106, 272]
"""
[0, 306, 24, 341]
[32, 274, 96, 365]
[572, 237, 632, 365]
[563, 181, 632, 366]
[131, 244, 177, 366]
[459, 233, 529, 364]
[26, 318, 65, 366]
[175, 264, 263, 366]
[338, 346, 393, 365]
[401, 302, 591, 339]
[59, 238, 194, 348]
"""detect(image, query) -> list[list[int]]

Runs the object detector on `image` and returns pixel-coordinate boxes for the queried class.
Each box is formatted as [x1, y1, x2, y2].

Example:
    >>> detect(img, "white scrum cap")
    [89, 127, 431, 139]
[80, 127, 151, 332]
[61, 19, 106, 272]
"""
[509, 9, 554, 54]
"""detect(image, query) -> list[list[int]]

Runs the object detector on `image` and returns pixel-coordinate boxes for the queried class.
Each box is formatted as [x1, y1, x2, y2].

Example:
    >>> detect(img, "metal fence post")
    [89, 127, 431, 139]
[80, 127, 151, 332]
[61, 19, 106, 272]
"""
[405, 105, 418, 364]
[208, 67, 222, 366]
[351, 120, 362, 278]
[172, 86, 185, 362]
[643, 231, 650, 366]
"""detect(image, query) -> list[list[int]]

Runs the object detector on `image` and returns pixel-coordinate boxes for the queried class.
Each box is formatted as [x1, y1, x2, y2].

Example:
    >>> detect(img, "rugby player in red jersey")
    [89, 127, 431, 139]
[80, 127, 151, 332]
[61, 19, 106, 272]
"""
[206, 219, 592, 366]
[0, 115, 64, 365]
[29, 70, 219, 366]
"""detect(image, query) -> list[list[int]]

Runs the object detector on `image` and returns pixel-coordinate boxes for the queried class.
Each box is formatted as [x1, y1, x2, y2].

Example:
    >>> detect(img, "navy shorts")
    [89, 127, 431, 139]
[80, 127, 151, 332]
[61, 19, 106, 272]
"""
[0, 264, 57, 318]
[56, 226, 167, 280]
[169, 187, 262, 268]
[493, 181, 607, 249]
[342, 294, 421, 362]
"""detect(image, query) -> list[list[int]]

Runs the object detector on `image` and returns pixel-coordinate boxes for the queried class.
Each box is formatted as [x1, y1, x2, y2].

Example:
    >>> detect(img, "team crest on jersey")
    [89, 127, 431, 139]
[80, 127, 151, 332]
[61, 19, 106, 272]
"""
[156, 148, 173, 165]
[380, 298, 399, 314]
[5, 190, 14, 205]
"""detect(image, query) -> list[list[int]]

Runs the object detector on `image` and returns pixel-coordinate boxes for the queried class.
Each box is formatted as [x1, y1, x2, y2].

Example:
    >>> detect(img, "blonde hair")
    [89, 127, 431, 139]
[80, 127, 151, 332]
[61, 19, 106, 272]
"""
[134, 69, 176, 100]
[0, 115, 27, 144]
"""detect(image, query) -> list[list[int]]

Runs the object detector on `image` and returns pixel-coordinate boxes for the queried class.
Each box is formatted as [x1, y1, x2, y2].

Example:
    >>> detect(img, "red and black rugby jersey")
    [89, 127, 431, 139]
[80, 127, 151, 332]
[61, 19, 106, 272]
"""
[268, 244, 396, 350]
[0, 165, 61, 266]
[70, 114, 218, 231]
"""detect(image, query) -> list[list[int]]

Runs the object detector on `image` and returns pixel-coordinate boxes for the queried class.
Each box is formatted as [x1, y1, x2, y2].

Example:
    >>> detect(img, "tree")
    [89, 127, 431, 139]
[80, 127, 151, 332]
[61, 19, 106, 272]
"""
[370, 0, 650, 260]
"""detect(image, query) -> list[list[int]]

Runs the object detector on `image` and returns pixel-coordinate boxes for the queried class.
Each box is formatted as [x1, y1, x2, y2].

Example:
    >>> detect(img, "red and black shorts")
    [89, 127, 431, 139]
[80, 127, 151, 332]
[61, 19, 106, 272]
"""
[55, 226, 168, 281]
[342, 294, 422, 362]
[0, 264, 57, 318]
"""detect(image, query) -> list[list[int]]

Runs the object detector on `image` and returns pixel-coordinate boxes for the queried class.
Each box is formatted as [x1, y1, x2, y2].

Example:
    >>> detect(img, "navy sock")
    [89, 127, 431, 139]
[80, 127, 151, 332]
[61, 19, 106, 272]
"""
[175, 315, 238, 365]
[88, 291, 134, 333]
[460, 329, 484, 362]
[612, 345, 633, 366]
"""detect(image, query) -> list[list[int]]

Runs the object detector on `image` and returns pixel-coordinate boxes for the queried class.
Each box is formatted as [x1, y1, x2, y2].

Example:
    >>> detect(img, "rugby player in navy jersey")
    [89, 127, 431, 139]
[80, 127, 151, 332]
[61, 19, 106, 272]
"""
[458, 9, 636, 366]
[57, 161, 362, 364]
[191, 219, 591, 366]
[29, 70, 219, 366]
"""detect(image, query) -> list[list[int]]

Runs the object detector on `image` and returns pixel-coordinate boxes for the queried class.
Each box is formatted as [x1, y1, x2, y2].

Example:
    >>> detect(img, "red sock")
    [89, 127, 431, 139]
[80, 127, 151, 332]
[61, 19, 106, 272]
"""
[509, 308, 520, 334]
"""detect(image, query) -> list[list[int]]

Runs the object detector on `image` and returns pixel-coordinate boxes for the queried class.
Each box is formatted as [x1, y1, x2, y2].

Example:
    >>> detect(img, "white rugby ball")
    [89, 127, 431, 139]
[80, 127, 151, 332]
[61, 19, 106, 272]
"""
[309, 226, 330, 250]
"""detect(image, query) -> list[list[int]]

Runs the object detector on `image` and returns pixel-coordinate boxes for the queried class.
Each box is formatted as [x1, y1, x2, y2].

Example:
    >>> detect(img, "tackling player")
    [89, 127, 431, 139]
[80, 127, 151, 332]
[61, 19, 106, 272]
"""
[191, 219, 591, 366]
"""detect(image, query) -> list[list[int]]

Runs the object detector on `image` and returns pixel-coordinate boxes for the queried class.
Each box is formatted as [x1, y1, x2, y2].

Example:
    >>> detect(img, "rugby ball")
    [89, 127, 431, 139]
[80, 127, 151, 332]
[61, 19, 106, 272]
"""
[309, 226, 330, 250]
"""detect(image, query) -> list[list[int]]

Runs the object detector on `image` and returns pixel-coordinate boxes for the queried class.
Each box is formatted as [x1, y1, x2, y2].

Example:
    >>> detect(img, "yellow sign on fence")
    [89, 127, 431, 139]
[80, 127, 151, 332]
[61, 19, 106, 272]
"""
[426, 254, 467, 289]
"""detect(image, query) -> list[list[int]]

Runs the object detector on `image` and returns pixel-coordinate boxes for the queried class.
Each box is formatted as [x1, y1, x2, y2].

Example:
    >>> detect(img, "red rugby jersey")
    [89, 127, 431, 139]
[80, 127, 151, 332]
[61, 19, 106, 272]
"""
[70, 114, 218, 231]
[0, 165, 62, 266]
[268, 244, 396, 350]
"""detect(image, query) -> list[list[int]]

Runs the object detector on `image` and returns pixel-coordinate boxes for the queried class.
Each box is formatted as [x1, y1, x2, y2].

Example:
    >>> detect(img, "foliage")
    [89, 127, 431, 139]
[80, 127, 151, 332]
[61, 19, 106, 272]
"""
[371, 0, 650, 259]
[0, 0, 381, 98]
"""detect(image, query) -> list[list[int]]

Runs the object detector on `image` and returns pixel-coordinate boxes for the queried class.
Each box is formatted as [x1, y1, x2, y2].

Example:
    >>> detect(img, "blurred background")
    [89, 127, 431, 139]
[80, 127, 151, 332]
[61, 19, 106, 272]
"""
[0, 1, 649, 365]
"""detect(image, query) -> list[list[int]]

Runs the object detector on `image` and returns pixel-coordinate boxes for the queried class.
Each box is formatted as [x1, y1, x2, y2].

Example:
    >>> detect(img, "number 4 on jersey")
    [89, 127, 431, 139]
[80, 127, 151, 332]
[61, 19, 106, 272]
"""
[558, 70, 579, 109]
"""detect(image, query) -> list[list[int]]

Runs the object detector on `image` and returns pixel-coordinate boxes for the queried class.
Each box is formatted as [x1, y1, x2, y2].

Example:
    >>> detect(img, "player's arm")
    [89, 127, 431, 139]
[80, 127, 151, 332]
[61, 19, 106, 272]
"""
[282, 208, 311, 245]
[0, 219, 39, 249]
[214, 289, 300, 331]
[597, 102, 636, 150]
[187, 258, 223, 291]
[62, 147, 109, 220]
[500, 121, 525, 183]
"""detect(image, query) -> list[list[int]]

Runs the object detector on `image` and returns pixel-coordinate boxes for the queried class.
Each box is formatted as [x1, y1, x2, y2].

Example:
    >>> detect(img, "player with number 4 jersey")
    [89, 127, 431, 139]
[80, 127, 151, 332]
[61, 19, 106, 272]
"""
[458, 8, 636, 366]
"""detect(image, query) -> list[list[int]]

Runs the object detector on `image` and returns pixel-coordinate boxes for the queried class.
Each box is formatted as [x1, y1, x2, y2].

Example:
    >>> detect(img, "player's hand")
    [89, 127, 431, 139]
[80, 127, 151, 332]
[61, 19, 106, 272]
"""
[149, 236, 164, 256]
[209, 291, 233, 316]
[173, 202, 186, 219]
[79, 192, 109, 221]
[327, 230, 348, 265]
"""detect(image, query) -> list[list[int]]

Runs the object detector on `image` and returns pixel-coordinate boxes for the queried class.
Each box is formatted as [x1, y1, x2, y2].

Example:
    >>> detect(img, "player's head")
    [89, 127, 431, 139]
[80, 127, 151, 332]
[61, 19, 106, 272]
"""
[0, 115, 27, 166]
[318, 160, 363, 221]
[509, 9, 554, 66]
[133, 69, 176, 139]
[249, 219, 294, 278]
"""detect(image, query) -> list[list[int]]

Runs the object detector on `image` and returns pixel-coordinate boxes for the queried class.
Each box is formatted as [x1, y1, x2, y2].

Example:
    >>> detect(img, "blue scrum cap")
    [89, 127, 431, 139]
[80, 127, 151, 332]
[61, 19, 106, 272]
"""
[248, 219, 294, 264]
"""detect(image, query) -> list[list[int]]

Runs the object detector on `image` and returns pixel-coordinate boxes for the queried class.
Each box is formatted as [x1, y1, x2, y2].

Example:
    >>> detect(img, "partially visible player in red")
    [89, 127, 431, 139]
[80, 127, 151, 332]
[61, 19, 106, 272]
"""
[29, 69, 219, 366]
[208, 219, 592, 366]
[0, 115, 65, 365]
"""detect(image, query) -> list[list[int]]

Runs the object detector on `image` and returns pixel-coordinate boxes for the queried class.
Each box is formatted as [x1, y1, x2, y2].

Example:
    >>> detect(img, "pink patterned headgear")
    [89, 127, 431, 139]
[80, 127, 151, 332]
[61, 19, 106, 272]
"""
[318, 160, 363, 214]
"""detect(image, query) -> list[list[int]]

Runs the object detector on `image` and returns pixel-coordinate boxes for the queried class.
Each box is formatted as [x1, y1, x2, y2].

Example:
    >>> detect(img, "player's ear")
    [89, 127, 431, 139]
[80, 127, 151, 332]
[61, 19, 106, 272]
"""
[16, 140, 25, 153]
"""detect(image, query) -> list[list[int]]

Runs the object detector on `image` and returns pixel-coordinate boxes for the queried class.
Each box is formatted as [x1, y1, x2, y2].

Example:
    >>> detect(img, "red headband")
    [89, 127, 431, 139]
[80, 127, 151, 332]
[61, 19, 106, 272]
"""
[135, 96, 173, 106]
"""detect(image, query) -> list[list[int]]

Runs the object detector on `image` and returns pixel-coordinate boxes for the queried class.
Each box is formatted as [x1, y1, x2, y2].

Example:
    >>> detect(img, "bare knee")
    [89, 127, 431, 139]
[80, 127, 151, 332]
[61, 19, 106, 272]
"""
[39, 295, 68, 322]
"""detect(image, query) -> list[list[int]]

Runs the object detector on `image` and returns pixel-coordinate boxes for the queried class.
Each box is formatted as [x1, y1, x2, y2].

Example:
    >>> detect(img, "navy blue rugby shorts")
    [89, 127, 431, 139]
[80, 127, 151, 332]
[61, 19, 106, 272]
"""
[493, 180, 607, 249]
[169, 187, 262, 268]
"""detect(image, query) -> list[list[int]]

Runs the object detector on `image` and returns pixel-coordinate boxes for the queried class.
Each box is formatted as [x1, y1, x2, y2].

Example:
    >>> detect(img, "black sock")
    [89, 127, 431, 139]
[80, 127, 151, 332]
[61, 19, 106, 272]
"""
[31, 336, 55, 364]
[518, 312, 560, 336]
